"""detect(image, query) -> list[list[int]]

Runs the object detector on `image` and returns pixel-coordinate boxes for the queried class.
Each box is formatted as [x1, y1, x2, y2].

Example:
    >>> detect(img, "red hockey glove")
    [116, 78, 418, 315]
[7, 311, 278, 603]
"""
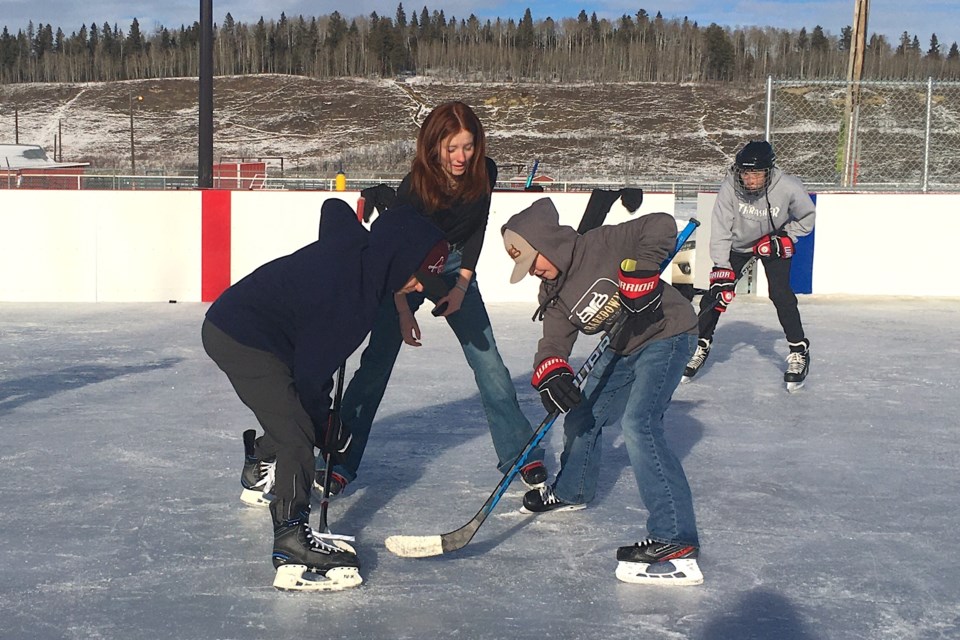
[709, 267, 736, 312]
[754, 233, 795, 259]
[616, 258, 665, 339]
[532, 357, 582, 414]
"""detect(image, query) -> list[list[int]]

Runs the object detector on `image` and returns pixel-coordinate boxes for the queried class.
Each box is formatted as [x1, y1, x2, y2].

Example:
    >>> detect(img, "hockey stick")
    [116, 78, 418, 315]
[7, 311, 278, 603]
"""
[316, 363, 346, 535]
[524, 158, 540, 189]
[315, 197, 364, 537]
[384, 217, 700, 558]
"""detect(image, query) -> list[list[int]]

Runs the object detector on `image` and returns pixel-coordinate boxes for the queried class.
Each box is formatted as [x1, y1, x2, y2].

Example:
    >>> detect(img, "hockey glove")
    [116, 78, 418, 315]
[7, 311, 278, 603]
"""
[753, 233, 795, 259]
[617, 259, 664, 330]
[320, 411, 352, 465]
[709, 267, 737, 312]
[532, 357, 582, 414]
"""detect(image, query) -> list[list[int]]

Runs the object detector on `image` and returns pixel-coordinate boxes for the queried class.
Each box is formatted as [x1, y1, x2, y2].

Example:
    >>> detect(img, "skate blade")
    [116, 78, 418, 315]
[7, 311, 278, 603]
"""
[240, 488, 272, 507]
[615, 558, 703, 586]
[519, 503, 586, 515]
[786, 381, 805, 393]
[273, 564, 362, 591]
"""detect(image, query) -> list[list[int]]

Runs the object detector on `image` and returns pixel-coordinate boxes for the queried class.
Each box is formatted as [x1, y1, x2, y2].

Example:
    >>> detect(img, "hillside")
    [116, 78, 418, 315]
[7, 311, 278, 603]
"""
[0, 75, 764, 183]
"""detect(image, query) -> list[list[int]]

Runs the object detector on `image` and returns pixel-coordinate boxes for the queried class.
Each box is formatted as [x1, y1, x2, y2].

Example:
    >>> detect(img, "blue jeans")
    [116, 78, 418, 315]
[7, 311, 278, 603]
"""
[553, 332, 699, 547]
[323, 250, 544, 482]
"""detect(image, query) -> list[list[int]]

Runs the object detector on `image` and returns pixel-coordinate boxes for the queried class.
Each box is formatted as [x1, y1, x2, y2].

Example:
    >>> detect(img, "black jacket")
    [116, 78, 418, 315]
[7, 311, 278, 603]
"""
[206, 198, 444, 427]
[396, 157, 497, 271]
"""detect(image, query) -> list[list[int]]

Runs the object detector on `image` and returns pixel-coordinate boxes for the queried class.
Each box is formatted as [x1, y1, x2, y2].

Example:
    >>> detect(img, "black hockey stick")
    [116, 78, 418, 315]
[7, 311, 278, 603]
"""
[316, 363, 346, 535]
[384, 217, 700, 558]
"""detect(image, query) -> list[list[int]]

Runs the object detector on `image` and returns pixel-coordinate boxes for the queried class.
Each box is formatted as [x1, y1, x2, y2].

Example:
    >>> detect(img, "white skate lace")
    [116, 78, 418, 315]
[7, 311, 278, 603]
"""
[688, 342, 711, 368]
[785, 350, 807, 375]
[254, 459, 276, 492]
[305, 525, 349, 553]
[540, 487, 562, 506]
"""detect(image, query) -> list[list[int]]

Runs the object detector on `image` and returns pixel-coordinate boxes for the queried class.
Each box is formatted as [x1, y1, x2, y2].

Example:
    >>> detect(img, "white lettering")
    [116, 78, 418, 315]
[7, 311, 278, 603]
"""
[577, 292, 609, 323]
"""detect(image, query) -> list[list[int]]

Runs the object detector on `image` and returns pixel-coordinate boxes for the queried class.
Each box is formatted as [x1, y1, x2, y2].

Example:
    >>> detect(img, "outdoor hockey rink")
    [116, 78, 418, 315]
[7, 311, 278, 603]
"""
[1, 296, 957, 640]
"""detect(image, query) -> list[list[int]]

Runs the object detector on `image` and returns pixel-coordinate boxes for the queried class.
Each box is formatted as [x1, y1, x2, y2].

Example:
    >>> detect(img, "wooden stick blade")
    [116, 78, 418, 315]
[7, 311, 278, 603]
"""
[384, 534, 444, 558]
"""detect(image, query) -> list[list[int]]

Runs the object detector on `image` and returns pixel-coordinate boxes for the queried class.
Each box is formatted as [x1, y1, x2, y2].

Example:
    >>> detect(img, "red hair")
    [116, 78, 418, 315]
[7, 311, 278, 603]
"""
[409, 101, 489, 212]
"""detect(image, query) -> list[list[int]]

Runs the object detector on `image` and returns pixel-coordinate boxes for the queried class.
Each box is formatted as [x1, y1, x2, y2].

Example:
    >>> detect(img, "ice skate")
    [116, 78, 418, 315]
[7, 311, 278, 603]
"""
[240, 429, 275, 507]
[519, 460, 548, 489]
[271, 508, 361, 592]
[312, 468, 348, 500]
[615, 539, 703, 586]
[784, 339, 810, 393]
[681, 338, 711, 383]
[520, 486, 585, 514]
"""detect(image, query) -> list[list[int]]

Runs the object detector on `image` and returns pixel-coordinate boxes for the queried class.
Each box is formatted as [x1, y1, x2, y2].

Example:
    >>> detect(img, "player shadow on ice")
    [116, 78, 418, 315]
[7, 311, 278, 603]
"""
[699, 587, 819, 640]
[0, 358, 182, 416]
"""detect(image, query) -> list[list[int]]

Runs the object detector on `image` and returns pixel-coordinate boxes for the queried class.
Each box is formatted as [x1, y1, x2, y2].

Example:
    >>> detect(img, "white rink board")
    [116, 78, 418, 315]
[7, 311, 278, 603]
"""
[811, 193, 960, 296]
[2, 189, 959, 301]
[0, 190, 201, 302]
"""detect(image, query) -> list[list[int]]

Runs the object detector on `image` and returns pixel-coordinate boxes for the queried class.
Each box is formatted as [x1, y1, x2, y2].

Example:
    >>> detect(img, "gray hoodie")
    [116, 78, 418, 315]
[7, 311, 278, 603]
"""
[710, 167, 816, 268]
[502, 198, 696, 367]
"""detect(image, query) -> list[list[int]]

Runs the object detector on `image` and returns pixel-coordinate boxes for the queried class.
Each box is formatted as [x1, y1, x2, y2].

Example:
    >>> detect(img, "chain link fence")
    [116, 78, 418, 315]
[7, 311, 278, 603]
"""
[767, 79, 960, 192]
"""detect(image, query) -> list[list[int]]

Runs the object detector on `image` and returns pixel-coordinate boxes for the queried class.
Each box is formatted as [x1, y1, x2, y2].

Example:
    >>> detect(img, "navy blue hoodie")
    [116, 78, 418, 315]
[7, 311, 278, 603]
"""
[205, 198, 445, 428]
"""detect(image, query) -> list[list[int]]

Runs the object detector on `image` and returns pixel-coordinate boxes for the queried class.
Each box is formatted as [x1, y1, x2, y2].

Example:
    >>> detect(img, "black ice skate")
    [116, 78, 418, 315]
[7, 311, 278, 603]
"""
[519, 460, 548, 489]
[312, 468, 348, 500]
[681, 338, 712, 383]
[784, 339, 810, 393]
[520, 486, 585, 514]
[240, 429, 275, 507]
[271, 508, 362, 592]
[615, 539, 703, 586]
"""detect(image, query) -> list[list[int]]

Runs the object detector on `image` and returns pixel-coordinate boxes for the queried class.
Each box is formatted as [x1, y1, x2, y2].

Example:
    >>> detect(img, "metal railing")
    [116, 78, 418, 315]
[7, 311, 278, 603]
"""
[0, 172, 728, 196]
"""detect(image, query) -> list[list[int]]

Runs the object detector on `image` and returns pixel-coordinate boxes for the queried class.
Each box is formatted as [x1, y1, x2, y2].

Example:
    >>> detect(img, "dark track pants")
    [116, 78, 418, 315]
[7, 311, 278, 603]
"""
[201, 319, 316, 521]
[697, 252, 805, 343]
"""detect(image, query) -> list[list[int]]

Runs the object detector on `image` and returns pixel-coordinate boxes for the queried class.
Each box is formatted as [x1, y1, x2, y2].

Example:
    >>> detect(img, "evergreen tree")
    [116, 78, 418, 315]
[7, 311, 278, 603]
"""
[517, 8, 534, 49]
[811, 25, 828, 52]
[703, 23, 734, 80]
[127, 18, 143, 53]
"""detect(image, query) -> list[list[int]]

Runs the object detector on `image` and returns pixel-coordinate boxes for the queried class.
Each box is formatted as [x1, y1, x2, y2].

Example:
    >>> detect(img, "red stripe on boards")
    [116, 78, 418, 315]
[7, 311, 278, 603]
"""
[201, 190, 232, 302]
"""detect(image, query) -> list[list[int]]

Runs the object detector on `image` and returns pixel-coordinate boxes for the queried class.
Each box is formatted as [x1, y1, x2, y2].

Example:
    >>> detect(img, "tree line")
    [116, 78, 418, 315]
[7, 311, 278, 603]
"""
[2, 6, 959, 85]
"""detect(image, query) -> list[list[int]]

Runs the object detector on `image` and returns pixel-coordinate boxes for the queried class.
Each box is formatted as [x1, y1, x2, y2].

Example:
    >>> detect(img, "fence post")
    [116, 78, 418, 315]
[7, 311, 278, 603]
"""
[765, 76, 773, 139]
[923, 77, 933, 193]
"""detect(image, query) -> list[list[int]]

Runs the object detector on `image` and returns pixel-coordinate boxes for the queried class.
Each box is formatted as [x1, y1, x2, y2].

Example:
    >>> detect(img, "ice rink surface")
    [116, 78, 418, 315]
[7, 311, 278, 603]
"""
[1, 296, 958, 640]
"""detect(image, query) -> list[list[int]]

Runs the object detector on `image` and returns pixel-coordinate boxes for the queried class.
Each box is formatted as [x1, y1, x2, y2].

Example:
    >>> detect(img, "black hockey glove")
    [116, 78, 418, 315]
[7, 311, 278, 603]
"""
[531, 357, 582, 414]
[753, 233, 795, 259]
[709, 267, 736, 312]
[320, 411, 352, 465]
[616, 259, 664, 337]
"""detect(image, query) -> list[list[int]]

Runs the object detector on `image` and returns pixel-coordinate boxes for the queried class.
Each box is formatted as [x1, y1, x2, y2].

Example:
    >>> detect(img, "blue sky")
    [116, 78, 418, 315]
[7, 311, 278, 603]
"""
[1, 0, 958, 50]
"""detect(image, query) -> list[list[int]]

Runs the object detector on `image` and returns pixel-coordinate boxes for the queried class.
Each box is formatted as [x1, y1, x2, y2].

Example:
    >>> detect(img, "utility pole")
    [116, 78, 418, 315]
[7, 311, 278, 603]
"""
[842, 0, 869, 187]
[198, 0, 214, 188]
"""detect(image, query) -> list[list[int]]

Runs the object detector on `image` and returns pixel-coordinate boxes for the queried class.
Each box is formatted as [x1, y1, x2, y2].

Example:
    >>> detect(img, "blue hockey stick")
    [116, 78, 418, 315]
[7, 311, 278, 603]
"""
[385, 217, 700, 557]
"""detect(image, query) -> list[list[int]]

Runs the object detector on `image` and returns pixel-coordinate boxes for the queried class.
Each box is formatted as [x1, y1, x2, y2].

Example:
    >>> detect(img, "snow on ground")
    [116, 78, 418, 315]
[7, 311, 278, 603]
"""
[1, 297, 958, 639]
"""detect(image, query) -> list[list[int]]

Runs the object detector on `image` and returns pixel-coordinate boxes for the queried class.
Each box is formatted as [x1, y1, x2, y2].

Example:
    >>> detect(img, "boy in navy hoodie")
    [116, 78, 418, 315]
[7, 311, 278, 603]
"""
[202, 198, 446, 591]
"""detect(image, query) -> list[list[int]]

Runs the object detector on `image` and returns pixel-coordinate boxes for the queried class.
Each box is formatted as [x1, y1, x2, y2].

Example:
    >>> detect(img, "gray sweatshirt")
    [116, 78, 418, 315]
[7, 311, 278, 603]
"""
[501, 198, 696, 367]
[710, 167, 816, 268]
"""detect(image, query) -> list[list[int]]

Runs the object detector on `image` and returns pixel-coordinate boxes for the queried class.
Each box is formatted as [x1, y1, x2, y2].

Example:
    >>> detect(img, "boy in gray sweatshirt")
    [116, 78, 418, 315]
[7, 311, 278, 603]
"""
[501, 197, 702, 586]
[684, 140, 816, 391]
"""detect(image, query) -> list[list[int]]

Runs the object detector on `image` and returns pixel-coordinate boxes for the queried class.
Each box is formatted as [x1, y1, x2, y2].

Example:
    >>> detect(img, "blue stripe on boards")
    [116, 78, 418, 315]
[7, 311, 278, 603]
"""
[790, 193, 815, 294]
